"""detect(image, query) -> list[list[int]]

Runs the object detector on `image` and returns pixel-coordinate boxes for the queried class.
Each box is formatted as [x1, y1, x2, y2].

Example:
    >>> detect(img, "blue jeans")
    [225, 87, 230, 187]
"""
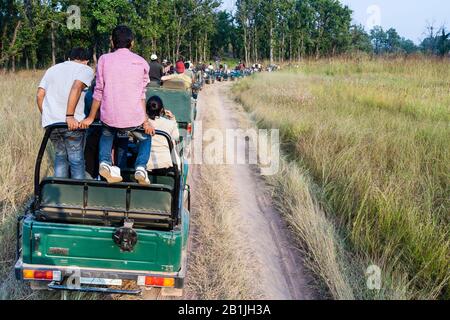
[49, 129, 86, 180]
[99, 125, 152, 169]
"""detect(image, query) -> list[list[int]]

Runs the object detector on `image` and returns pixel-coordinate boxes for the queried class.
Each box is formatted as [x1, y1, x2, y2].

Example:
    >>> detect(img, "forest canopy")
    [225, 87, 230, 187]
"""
[1, 0, 449, 71]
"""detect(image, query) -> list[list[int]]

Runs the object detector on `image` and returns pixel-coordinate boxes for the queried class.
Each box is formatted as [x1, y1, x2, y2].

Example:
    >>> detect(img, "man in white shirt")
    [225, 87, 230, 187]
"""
[36, 47, 94, 179]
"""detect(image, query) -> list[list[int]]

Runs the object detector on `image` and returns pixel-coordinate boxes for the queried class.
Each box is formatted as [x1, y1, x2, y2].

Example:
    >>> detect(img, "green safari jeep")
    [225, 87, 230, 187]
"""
[15, 105, 192, 296]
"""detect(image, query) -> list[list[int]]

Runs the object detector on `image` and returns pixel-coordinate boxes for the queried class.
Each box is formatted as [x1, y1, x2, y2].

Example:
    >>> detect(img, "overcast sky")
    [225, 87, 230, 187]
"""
[220, 0, 449, 43]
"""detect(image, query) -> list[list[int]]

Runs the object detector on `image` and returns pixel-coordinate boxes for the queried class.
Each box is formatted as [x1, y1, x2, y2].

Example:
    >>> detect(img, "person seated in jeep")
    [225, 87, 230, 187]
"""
[149, 54, 164, 86]
[146, 96, 180, 171]
[161, 60, 192, 90]
[183, 62, 195, 83]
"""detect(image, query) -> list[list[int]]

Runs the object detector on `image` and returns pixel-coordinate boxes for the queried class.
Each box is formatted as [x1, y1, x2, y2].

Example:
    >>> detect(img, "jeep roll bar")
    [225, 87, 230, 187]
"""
[33, 123, 181, 227]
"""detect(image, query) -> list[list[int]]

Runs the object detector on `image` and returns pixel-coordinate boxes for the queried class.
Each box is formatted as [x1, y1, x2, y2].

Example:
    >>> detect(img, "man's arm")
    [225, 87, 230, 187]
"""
[161, 74, 175, 82]
[66, 80, 87, 131]
[79, 98, 101, 129]
[92, 57, 104, 103]
[36, 88, 45, 114]
[80, 57, 102, 129]
[141, 62, 154, 135]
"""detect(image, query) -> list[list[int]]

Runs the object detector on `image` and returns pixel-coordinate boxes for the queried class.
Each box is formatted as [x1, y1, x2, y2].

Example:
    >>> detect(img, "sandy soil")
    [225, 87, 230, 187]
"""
[190, 81, 315, 300]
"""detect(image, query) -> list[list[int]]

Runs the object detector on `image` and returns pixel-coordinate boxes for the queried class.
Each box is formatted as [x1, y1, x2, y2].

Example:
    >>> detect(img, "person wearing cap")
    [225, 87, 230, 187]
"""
[149, 54, 164, 86]
[161, 60, 192, 90]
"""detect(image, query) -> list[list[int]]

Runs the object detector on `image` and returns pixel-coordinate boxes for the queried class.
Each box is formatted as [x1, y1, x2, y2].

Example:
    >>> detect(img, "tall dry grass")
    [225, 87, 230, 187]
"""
[0, 71, 48, 299]
[233, 58, 450, 299]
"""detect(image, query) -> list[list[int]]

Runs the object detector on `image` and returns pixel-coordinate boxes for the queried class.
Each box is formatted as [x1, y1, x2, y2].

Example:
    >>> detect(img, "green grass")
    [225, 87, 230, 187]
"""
[233, 58, 450, 299]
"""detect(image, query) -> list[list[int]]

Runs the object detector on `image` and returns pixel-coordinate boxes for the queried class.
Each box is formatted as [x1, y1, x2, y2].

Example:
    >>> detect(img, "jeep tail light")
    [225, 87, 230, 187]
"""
[137, 276, 175, 288]
[187, 123, 192, 135]
[23, 269, 61, 281]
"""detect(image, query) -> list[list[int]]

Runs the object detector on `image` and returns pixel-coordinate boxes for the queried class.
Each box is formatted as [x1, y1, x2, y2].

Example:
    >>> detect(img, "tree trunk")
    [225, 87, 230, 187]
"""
[189, 31, 192, 61]
[31, 47, 37, 71]
[51, 22, 56, 65]
[175, 17, 182, 58]
[289, 35, 293, 63]
[196, 38, 199, 63]
[152, 38, 156, 53]
[269, 21, 274, 64]
[204, 34, 208, 62]
[9, 20, 21, 72]
[92, 45, 97, 66]
[11, 56, 15, 73]
[0, 23, 8, 68]
[166, 35, 170, 61]
[254, 25, 258, 62]
[243, 25, 249, 65]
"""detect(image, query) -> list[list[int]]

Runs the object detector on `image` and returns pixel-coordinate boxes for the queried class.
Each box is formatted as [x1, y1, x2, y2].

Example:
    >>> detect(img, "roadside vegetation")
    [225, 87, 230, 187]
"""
[0, 71, 47, 299]
[233, 58, 450, 300]
[0, 72, 81, 300]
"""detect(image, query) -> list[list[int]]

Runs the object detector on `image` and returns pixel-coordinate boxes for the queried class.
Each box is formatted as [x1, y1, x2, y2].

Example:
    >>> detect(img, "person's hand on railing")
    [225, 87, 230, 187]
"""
[143, 121, 155, 136]
[79, 117, 95, 130]
[66, 116, 80, 131]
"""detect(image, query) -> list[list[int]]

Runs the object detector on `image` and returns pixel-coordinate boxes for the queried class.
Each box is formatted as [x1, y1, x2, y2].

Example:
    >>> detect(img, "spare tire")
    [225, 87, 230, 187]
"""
[113, 227, 138, 252]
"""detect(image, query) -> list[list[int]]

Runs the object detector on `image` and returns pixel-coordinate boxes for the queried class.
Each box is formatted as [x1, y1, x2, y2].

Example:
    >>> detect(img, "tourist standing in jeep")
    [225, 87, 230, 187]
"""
[36, 47, 94, 180]
[81, 25, 155, 185]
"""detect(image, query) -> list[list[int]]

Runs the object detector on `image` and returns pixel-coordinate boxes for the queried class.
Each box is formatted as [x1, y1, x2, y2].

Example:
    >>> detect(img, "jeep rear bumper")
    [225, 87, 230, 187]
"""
[15, 259, 186, 295]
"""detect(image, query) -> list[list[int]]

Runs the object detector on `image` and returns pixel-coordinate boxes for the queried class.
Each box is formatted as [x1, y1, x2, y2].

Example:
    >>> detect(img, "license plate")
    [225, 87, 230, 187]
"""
[80, 278, 123, 286]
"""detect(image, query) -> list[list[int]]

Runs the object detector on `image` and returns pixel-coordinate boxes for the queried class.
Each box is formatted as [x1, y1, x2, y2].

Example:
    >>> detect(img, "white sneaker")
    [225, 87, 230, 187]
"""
[99, 163, 123, 184]
[135, 167, 151, 186]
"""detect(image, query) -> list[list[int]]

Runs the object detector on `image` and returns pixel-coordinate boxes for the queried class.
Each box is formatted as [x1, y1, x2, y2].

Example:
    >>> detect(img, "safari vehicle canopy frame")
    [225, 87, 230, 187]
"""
[32, 123, 182, 230]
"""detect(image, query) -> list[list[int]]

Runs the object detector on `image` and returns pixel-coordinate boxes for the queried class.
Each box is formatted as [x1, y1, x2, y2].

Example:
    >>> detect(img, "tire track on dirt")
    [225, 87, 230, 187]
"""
[191, 82, 315, 300]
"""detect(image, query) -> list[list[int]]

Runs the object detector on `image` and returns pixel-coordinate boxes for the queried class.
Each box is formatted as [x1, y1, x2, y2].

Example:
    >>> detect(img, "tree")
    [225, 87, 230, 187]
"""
[370, 26, 387, 54]
[349, 24, 372, 53]
[420, 25, 450, 56]
[436, 28, 450, 56]
[211, 10, 235, 58]
[399, 38, 418, 54]
[0, 0, 435, 71]
[385, 28, 401, 53]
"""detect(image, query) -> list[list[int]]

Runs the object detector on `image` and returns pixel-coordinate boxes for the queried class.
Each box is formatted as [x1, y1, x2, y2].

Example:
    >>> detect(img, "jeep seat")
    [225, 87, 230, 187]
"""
[36, 178, 175, 230]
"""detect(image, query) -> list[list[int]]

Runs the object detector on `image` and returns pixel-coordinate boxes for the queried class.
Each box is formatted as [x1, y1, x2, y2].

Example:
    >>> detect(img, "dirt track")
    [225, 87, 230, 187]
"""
[189, 81, 315, 300]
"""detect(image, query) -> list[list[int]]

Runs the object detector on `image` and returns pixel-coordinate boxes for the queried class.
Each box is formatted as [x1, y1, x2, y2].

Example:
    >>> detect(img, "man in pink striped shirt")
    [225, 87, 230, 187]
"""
[82, 26, 155, 185]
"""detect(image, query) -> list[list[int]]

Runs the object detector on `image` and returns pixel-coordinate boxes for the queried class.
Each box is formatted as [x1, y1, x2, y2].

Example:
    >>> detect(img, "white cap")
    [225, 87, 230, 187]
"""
[151, 54, 158, 61]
